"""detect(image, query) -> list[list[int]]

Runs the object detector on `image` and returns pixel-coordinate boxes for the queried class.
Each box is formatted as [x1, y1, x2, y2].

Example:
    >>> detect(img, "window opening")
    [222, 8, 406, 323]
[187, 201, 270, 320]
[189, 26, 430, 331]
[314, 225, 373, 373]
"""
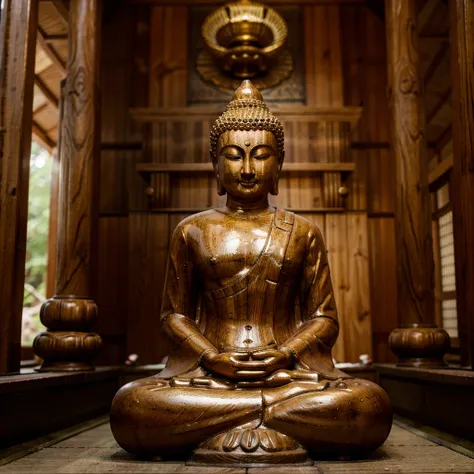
[22, 142, 52, 349]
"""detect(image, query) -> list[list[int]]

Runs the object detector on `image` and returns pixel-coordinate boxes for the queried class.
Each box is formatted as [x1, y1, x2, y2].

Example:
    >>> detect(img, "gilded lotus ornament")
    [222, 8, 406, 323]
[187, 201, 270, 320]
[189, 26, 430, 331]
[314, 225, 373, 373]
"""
[199, 0, 292, 91]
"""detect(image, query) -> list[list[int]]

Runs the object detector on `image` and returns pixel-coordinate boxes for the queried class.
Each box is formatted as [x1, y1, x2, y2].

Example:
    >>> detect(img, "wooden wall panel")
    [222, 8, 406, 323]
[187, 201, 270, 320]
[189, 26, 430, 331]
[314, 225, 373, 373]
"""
[304, 5, 343, 107]
[326, 213, 373, 363]
[345, 213, 372, 361]
[127, 214, 170, 363]
[341, 6, 397, 361]
[326, 214, 348, 362]
[97, 217, 129, 365]
[369, 217, 398, 362]
[342, 7, 395, 214]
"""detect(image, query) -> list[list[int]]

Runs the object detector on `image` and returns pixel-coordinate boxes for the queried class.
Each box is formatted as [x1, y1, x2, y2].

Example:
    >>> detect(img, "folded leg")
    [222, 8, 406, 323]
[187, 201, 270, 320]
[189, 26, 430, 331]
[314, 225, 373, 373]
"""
[263, 378, 392, 456]
[110, 376, 262, 457]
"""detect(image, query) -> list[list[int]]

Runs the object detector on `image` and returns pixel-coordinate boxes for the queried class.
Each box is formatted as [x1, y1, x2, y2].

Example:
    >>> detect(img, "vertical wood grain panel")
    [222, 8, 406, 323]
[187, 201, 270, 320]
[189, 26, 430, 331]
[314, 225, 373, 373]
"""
[0, 0, 38, 373]
[386, 0, 435, 325]
[369, 217, 398, 362]
[325, 214, 347, 362]
[97, 217, 129, 365]
[345, 213, 372, 361]
[128, 214, 170, 363]
[449, 0, 474, 367]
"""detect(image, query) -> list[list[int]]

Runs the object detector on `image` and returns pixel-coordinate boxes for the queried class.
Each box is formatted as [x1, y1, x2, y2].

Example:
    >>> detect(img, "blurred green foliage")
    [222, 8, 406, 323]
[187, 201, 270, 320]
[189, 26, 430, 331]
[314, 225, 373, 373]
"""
[22, 142, 52, 345]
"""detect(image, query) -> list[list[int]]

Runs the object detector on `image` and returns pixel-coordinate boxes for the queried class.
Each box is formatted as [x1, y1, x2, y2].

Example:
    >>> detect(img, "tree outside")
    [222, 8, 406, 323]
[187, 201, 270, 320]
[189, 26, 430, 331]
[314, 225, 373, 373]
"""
[22, 142, 52, 346]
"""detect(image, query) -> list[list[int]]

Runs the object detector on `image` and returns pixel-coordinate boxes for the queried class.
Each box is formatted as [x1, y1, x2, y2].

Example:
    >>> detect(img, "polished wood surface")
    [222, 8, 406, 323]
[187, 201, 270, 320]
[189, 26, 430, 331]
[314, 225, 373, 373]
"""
[385, 0, 435, 326]
[34, 0, 103, 371]
[110, 82, 392, 464]
[3, 420, 474, 473]
[0, 0, 39, 374]
[449, 0, 474, 369]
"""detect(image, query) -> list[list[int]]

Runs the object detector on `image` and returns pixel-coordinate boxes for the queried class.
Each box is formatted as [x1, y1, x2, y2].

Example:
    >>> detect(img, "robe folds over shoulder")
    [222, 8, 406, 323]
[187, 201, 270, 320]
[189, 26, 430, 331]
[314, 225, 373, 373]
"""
[159, 208, 347, 381]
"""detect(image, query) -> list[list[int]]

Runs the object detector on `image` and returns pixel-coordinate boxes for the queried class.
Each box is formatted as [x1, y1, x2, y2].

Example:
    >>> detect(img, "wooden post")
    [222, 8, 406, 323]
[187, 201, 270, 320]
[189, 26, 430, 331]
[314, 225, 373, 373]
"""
[449, 0, 474, 368]
[0, 0, 39, 374]
[385, 0, 450, 367]
[33, 0, 102, 371]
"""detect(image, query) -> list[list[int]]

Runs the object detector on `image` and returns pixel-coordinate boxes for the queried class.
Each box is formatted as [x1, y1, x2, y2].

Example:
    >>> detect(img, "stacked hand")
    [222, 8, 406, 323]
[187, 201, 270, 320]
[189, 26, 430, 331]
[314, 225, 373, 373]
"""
[202, 348, 294, 380]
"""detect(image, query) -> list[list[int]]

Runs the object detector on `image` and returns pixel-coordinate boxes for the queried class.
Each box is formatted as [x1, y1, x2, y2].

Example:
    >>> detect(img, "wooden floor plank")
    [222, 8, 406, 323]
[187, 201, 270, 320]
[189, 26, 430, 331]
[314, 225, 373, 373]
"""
[1, 422, 473, 473]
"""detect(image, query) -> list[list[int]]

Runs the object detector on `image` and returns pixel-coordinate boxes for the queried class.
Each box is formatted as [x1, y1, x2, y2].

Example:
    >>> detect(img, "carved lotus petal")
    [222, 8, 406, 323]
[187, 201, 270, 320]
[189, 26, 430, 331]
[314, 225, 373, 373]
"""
[222, 430, 242, 452]
[240, 429, 259, 452]
[259, 429, 279, 452]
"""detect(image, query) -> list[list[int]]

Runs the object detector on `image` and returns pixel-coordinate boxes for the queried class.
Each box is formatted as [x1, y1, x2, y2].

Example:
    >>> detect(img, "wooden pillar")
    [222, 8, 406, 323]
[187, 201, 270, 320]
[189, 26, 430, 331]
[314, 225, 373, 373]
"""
[33, 0, 102, 371]
[449, 0, 474, 368]
[385, 0, 450, 366]
[0, 0, 39, 374]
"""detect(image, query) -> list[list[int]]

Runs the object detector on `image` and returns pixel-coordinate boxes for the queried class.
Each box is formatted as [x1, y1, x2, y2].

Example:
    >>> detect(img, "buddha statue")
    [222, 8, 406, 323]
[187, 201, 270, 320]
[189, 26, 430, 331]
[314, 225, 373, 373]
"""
[110, 81, 392, 465]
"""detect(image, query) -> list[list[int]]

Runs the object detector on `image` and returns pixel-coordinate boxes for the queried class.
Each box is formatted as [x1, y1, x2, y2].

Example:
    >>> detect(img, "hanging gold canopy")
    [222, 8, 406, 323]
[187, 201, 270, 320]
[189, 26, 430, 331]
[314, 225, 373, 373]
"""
[198, 0, 293, 92]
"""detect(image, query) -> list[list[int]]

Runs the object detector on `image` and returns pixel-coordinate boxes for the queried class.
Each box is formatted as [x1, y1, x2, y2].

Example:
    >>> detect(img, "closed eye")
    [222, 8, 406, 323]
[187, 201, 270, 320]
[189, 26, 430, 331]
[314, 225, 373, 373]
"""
[254, 154, 270, 160]
[225, 153, 241, 160]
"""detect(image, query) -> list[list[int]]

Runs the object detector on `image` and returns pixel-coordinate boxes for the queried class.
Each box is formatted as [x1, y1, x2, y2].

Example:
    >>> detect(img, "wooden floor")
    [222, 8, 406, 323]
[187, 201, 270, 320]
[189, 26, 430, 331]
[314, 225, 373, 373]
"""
[0, 418, 473, 473]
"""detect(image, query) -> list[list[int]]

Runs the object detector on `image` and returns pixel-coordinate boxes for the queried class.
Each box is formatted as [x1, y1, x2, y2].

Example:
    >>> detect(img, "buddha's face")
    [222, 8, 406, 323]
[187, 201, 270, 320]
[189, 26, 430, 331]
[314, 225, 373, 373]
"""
[215, 130, 281, 200]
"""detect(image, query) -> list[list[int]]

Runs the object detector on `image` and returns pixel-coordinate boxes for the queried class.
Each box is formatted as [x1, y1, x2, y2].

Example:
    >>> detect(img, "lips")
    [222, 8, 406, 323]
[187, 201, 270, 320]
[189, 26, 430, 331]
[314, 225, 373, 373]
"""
[239, 181, 257, 188]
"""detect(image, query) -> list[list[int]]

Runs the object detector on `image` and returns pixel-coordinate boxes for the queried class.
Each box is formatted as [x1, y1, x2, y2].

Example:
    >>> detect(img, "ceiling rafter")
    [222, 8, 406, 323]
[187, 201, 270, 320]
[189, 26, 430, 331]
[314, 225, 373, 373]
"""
[32, 121, 56, 151]
[426, 88, 451, 124]
[43, 34, 68, 44]
[423, 40, 449, 86]
[50, 0, 69, 27]
[37, 27, 66, 76]
[35, 75, 59, 110]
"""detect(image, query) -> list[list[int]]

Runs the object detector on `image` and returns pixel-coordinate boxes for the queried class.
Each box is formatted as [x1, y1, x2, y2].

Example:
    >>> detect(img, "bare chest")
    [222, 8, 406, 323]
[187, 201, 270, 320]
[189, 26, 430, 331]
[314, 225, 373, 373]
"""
[190, 218, 273, 285]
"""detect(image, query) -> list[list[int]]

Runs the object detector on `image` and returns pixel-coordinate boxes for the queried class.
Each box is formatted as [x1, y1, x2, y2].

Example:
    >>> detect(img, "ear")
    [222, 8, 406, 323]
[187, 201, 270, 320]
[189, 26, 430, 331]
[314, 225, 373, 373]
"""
[212, 155, 226, 196]
[270, 158, 283, 196]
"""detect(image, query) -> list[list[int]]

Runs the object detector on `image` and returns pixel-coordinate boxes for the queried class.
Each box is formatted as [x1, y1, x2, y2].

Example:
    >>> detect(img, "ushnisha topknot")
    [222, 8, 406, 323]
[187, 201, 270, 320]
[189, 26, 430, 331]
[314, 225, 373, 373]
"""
[210, 80, 285, 161]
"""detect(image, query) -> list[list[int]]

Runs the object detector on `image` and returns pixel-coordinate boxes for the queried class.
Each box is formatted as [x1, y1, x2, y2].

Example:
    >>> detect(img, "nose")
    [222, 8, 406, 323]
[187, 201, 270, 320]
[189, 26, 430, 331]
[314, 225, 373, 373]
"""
[241, 156, 255, 181]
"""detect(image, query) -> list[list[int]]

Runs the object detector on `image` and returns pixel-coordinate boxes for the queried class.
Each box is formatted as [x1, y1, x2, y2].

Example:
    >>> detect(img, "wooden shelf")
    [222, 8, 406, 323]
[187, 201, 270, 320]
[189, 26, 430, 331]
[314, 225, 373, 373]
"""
[131, 208, 346, 214]
[136, 162, 356, 174]
[130, 106, 363, 124]
[429, 155, 453, 191]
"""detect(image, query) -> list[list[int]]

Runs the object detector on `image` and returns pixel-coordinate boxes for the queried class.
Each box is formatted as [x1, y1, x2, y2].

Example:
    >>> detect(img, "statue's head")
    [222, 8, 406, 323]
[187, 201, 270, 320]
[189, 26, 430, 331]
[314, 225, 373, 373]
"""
[210, 80, 285, 198]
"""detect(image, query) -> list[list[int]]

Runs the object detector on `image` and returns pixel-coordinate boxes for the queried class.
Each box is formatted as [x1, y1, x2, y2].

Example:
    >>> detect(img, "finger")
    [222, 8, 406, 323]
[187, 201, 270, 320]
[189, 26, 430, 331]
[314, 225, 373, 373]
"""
[230, 358, 268, 369]
[230, 352, 250, 361]
[191, 378, 211, 386]
[263, 357, 279, 366]
[235, 370, 267, 378]
[251, 349, 280, 360]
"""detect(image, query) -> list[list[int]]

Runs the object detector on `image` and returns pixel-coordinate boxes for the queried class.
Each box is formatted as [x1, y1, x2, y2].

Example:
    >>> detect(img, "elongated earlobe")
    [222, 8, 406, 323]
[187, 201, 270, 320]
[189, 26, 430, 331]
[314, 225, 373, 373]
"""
[217, 177, 226, 196]
[271, 178, 279, 196]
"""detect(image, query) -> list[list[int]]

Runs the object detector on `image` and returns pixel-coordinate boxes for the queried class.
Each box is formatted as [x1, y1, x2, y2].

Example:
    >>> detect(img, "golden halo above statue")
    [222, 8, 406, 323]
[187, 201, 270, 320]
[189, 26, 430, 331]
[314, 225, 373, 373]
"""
[197, 49, 293, 93]
[199, 0, 293, 91]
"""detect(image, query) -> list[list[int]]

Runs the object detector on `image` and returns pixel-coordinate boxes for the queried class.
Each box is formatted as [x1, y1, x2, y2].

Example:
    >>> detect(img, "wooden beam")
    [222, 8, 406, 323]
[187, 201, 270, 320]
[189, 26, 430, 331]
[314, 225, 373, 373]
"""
[136, 162, 357, 173]
[435, 124, 452, 150]
[423, 41, 449, 86]
[37, 27, 66, 76]
[418, 0, 440, 34]
[449, 0, 474, 368]
[32, 122, 55, 151]
[34, 75, 59, 109]
[126, 0, 366, 3]
[34, 0, 103, 371]
[385, 0, 435, 325]
[130, 106, 363, 124]
[426, 87, 451, 124]
[50, 0, 69, 26]
[428, 155, 453, 191]
[0, 0, 39, 374]
[43, 34, 68, 44]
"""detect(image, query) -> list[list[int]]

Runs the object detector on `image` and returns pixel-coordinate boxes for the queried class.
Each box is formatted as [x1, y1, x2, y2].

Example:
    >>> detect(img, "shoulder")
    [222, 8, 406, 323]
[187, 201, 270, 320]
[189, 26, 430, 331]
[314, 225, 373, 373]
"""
[171, 209, 225, 241]
[276, 210, 325, 249]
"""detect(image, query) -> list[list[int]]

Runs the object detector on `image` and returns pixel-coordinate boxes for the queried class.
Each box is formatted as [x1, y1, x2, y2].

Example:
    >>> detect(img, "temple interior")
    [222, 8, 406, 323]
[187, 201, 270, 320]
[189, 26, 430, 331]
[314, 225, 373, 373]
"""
[1, 0, 474, 472]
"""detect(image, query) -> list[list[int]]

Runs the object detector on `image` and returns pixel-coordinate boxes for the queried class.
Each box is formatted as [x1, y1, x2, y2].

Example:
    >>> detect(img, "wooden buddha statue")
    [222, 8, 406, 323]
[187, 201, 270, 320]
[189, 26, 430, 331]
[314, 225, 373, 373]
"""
[110, 81, 392, 465]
